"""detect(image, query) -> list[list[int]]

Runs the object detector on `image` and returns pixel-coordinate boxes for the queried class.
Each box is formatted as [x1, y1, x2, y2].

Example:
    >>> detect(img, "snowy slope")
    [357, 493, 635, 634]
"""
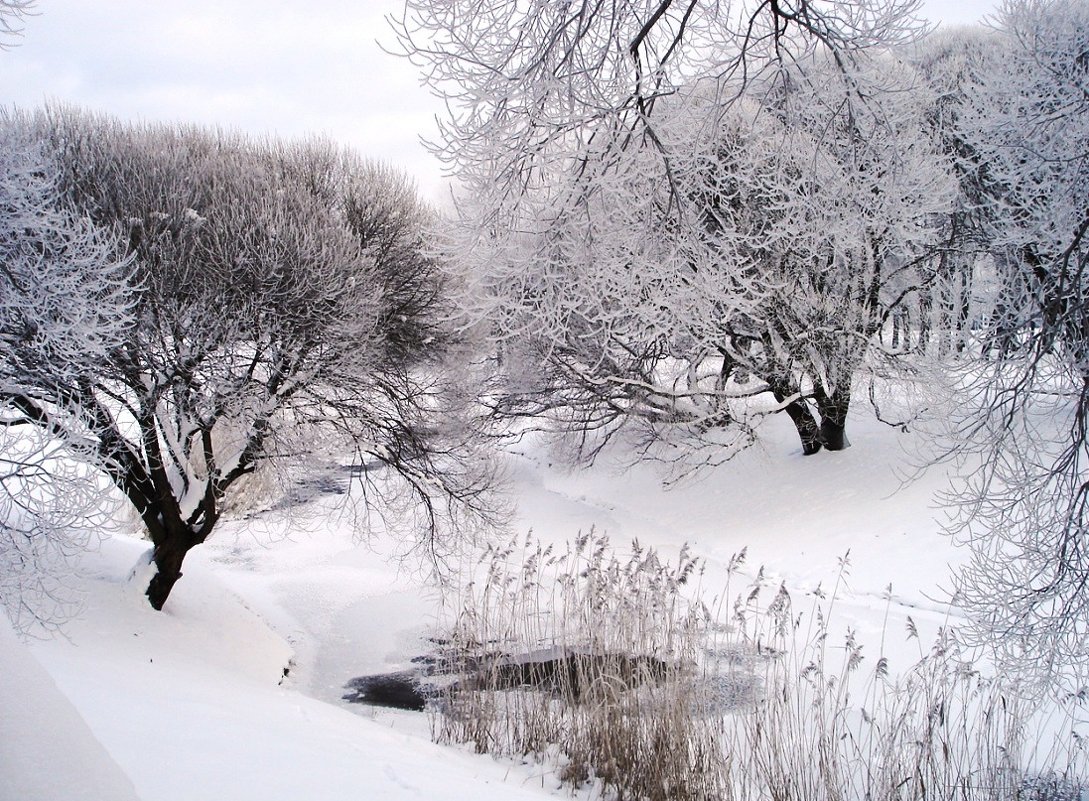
[8, 408, 971, 800]
[20, 536, 567, 801]
[0, 613, 141, 801]
[506, 412, 965, 666]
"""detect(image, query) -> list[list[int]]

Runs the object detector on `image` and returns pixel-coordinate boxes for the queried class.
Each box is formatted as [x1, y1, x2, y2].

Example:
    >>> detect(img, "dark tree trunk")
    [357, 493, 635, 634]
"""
[956, 265, 971, 354]
[785, 400, 823, 455]
[768, 377, 822, 455]
[814, 384, 851, 451]
[137, 504, 208, 611]
[937, 283, 954, 358]
[146, 536, 191, 611]
[918, 288, 932, 355]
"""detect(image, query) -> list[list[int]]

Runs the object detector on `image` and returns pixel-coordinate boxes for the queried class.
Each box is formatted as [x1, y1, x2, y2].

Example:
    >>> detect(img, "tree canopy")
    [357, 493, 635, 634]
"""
[2, 108, 493, 610]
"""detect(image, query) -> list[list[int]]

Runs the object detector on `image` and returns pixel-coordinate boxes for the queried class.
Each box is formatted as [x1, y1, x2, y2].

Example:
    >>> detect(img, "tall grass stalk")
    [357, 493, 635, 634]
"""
[433, 532, 1087, 801]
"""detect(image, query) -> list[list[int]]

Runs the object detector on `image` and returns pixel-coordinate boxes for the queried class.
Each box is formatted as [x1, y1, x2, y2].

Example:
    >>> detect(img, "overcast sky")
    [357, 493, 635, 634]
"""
[1, 0, 999, 203]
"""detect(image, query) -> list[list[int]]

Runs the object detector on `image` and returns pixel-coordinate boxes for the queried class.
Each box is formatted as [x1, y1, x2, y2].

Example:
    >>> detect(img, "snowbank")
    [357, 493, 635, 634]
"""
[4, 411, 975, 800]
[20, 536, 560, 801]
[0, 613, 142, 801]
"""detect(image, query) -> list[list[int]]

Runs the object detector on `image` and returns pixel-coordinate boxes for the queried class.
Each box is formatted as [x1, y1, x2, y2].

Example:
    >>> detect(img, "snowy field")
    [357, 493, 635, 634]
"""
[5, 1, 1089, 799]
[2, 411, 999, 801]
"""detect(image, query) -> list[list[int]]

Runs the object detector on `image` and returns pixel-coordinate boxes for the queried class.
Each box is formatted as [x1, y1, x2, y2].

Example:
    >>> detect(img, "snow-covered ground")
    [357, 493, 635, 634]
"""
[4, 411, 981, 800]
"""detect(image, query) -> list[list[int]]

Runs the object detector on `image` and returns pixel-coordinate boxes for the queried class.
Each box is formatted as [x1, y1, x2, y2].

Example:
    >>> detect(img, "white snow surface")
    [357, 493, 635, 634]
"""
[4, 413, 972, 800]
[0, 613, 141, 801]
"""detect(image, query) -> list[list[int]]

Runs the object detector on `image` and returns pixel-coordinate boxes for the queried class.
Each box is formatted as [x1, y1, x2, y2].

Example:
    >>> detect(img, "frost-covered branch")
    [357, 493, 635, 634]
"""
[0, 119, 132, 631]
[931, 0, 1089, 688]
[0, 0, 34, 49]
[3, 108, 497, 610]
[414, 5, 951, 463]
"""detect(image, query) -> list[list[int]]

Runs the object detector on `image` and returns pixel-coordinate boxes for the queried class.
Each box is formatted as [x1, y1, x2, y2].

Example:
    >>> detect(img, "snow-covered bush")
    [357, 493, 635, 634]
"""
[0, 121, 131, 631]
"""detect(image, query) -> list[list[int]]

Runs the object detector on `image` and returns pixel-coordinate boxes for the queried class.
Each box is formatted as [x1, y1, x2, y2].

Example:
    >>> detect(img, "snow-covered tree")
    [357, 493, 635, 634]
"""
[399, 0, 949, 464]
[678, 50, 953, 453]
[1, 121, 133, 630]
[935, 0, 1089, 686]
[4, 108, 493, 610]
[904, 27, 997, 357]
